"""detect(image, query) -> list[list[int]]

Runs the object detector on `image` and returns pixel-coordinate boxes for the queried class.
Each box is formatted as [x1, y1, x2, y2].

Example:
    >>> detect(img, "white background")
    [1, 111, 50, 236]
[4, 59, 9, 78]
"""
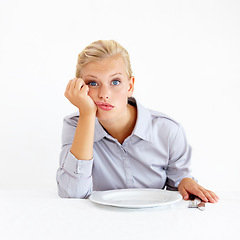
[0, 0, 239, 193]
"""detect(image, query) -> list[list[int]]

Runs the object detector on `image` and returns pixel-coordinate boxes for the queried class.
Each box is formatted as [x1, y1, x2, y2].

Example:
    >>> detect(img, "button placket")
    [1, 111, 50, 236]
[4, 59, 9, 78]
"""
[121, 144, 134, 188]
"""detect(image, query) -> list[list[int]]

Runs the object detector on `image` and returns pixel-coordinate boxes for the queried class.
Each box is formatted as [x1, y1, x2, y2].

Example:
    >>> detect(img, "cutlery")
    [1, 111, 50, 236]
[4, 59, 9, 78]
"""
[188, 194, 205, 211]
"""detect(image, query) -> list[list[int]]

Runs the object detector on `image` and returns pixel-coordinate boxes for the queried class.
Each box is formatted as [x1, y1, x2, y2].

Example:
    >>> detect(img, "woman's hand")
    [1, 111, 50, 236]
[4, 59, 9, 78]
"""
[178, 178, 219, 203]
[65, 78, 97, 116]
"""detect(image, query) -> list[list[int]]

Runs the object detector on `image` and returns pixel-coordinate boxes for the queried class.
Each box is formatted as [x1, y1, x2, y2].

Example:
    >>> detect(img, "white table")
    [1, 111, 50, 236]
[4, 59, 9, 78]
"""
[0, 189, 239, 240]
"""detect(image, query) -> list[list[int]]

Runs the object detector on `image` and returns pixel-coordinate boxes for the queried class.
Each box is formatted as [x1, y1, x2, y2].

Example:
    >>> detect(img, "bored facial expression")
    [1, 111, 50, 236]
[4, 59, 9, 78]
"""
[81, 55, 134, 121]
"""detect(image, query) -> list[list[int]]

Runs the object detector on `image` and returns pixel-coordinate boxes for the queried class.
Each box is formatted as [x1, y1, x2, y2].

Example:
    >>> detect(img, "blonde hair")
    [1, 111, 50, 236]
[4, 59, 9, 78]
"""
[75, 40, 132, 78]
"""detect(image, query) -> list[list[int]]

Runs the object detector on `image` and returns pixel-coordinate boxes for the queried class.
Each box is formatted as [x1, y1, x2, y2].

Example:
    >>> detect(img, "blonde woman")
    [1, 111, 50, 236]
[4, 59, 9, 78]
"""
[57, 40, 219, 203]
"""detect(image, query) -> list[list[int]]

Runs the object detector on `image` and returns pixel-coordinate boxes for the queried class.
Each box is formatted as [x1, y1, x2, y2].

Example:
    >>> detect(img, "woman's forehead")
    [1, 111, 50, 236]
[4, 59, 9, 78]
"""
[82, 56, 127, 77]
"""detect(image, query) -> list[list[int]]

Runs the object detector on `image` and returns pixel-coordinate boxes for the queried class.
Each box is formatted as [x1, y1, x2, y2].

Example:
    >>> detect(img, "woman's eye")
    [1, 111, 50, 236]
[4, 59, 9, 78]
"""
[111, 80, 120, 86]
[88, 81, 98, 87]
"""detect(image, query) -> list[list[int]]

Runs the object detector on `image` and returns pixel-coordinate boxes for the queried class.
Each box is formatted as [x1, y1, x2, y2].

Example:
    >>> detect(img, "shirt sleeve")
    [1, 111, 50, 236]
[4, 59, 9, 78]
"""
[56, 114, 93, 198]
[165, 124, 193, 190]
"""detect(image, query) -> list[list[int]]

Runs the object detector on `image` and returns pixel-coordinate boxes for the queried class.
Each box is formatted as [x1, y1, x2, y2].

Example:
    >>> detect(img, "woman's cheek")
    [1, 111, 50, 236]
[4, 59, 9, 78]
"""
[115, 87, 130, 98]
[88, 88, 95, 98]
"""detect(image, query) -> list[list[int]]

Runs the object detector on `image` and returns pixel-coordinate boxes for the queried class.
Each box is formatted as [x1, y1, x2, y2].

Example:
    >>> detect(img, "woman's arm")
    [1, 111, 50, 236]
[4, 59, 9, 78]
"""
[57, 78, 97, 198]
[65, 78, 97, 160]
[166, 123, 219, 203]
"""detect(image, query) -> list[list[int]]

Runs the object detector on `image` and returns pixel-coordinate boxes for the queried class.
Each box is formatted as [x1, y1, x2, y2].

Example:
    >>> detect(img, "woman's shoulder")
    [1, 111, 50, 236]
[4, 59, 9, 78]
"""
[149, 109, 180, 126]
[148, 109, 182, 138]
[135, 98, 181, 133]
[63, 111, 79, 127]
[134, 98, 179, 126]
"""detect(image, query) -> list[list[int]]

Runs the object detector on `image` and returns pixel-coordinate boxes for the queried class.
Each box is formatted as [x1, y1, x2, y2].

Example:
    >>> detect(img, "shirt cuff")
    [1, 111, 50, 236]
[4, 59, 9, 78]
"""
[166, 174, 194, 190]
[63, 151, 93, 177]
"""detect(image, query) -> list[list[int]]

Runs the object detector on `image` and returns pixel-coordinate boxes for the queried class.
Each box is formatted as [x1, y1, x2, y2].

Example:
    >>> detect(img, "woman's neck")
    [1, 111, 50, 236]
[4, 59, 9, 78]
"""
[99, 104, 137, 144]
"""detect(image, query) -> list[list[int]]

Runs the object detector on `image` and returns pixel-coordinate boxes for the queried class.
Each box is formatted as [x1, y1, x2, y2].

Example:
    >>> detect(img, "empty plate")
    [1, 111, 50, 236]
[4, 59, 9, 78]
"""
[89, 188, 182, 208]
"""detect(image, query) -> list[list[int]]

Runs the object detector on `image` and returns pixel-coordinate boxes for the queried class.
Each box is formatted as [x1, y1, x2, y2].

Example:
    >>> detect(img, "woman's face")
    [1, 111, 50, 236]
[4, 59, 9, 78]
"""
[81, 55, 134, 123]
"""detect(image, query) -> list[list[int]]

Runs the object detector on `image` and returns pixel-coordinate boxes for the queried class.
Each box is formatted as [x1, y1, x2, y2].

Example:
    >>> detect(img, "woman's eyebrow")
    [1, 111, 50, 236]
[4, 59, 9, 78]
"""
[110, 73, 122, 77]
[85, 75, 98, 78]
[85, 73, 122, 78]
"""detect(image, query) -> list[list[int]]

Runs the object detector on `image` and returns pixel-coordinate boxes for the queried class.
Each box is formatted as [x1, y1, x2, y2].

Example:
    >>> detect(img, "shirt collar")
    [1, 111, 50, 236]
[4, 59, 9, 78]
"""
[94, 97, 152, 143]
[94, 119, 108, 142]
[131, 98, 152, 142]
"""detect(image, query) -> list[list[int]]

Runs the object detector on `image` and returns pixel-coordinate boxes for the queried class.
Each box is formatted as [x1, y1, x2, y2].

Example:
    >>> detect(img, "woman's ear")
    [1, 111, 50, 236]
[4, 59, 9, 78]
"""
[128, 76, 135, 97]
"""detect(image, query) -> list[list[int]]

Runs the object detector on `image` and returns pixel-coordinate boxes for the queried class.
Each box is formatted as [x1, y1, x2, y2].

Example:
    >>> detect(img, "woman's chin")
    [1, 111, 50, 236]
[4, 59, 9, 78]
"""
[96, 110, 112, 121]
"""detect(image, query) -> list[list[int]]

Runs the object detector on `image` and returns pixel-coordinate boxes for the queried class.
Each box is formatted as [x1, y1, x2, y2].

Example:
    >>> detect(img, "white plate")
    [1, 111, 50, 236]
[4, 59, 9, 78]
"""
[89, 188, 182, 208]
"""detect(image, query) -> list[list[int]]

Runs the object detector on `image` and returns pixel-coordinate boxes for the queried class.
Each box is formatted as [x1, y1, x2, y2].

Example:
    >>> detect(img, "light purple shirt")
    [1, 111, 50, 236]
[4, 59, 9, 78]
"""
[57, 98, 192, 198]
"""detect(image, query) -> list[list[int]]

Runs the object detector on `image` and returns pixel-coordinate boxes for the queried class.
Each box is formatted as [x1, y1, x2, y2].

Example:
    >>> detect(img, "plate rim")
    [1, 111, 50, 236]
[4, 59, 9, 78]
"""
[89, 188, 182, 208]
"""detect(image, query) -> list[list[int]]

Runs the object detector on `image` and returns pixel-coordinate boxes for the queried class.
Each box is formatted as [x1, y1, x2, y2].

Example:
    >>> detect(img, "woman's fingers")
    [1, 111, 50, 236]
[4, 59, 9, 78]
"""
[191, 188, 218, 203]
[65, 78, 84, 94]
[178, 178, 219, 203]
[179, 187, 189, 200]
[70, 78, 78, 90]
[66, 79, 73, 92]
[75, 78, 85, 91]
[64, 78, 96, 114]
[203, 190, 219, 203]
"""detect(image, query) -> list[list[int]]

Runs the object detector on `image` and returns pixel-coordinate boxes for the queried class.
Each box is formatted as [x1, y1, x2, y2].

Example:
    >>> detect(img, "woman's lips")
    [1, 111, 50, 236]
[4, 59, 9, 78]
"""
[95, 102, 114, 111]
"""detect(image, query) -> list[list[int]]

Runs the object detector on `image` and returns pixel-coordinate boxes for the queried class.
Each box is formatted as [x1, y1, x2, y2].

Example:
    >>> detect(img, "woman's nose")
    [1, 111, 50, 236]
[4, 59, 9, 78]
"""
[98, 86, 110, 100]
